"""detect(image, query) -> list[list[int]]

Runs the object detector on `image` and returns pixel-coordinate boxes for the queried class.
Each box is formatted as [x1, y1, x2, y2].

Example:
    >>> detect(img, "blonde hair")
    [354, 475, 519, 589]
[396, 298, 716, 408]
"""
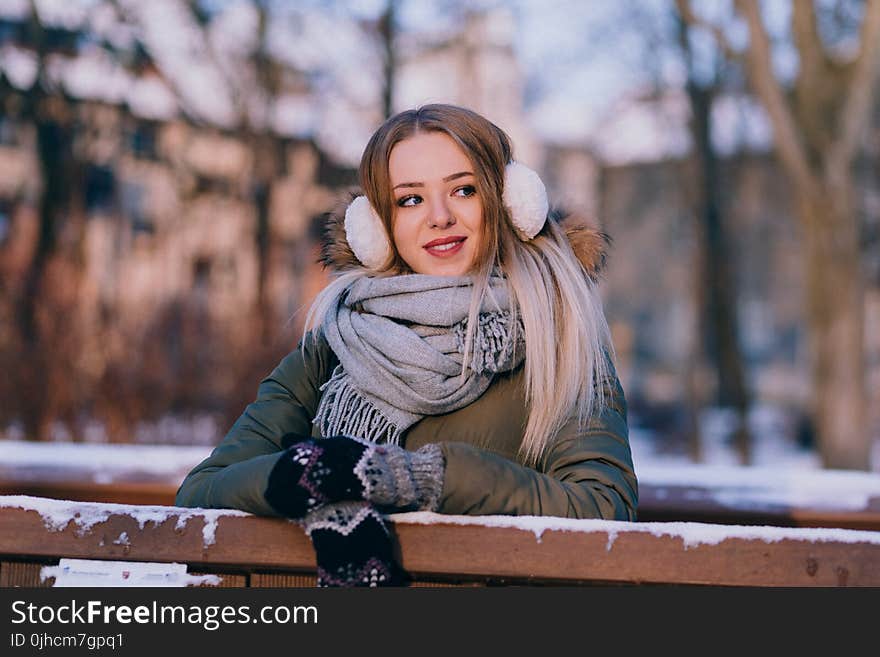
[305, 104, 613, 466]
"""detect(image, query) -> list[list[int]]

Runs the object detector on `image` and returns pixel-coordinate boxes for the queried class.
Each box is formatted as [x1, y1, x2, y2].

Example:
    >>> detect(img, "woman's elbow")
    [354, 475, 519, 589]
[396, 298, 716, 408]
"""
[175, 471, 212, 509]
[576, 483, 637, 521]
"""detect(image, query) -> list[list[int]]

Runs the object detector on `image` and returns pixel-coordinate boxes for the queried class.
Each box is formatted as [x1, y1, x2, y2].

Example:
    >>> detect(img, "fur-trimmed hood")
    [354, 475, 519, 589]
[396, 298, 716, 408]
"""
[318, 189, 611, 281]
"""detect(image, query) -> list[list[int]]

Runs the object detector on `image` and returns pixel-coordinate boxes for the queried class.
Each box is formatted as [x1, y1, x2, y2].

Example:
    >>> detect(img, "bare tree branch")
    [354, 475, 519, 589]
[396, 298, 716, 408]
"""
[734, 0, 815, 191]
[791, 0, 838, 155]
[792, 0, 827, 80]
[826, 0, 880, 182]
[675, 0, 744, 64]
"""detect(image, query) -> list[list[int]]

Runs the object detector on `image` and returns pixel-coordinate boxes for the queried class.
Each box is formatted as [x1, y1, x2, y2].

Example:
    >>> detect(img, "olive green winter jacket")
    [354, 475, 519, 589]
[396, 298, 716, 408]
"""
[175, 330, 638, 520]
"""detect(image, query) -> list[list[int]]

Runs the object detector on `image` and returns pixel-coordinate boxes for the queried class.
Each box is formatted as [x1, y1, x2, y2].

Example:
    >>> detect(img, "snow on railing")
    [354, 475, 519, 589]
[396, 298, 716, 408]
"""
[0, 495, 249, 548]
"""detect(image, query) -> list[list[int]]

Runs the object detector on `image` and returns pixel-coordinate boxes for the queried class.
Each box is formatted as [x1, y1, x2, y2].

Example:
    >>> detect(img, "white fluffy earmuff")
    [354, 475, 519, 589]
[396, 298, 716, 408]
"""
[344, 195, 391, 270]
[344, 161, 549, 269]
[501, 161, 549, 240]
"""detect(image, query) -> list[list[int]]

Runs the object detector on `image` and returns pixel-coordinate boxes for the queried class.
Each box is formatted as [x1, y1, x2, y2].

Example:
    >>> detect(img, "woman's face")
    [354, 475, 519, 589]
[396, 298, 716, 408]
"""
[388, 131, 484, 276]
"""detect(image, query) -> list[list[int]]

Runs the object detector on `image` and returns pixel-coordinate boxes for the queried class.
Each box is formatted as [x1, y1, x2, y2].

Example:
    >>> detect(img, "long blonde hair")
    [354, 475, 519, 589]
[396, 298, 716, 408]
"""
[305, 104, 613, 466]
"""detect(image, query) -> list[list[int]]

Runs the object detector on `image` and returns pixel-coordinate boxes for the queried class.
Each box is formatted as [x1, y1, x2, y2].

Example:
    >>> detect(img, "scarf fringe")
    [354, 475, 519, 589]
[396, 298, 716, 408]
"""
[315, 365, 403, 446]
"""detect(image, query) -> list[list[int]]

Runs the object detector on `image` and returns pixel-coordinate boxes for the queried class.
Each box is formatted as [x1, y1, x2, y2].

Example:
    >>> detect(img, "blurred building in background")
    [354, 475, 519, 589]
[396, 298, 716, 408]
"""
[395, 6, 542, 169]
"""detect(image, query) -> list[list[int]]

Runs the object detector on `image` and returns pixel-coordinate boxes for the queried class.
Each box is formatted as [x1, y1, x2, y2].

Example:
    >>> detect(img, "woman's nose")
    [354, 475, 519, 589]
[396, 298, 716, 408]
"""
[427, 197, 455, 228]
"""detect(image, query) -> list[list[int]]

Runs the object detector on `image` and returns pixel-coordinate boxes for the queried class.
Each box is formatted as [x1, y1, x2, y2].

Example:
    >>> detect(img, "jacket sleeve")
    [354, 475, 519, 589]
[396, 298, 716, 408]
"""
[174, 332, 334, 516]
[436, 359, 638, 520]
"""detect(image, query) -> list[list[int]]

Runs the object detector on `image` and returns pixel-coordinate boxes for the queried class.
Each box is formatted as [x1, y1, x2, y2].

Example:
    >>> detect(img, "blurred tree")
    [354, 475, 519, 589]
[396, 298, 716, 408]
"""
[7, 1, 89, 441]
[681, 0, 880, 469]
[378, 0, 397, 119]
[614, 0, 754, 463]
[674, 0, 753, 465]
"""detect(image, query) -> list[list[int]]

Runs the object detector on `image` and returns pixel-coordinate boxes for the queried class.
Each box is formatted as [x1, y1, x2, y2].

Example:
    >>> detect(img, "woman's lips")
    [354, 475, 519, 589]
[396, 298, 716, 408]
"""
[423, 236, 466, 257]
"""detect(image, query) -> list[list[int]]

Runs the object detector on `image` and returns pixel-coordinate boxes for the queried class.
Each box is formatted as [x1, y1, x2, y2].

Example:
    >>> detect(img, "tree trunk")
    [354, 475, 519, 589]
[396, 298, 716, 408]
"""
[676, 9, 753, 463]
[251, 132, 286, 346]
[690, 87, 752, 465]
[799, 185, 868, 469]
[254, 175, 272, 342]
[378, 1, 396, 119]
[16, 113, 72, 441]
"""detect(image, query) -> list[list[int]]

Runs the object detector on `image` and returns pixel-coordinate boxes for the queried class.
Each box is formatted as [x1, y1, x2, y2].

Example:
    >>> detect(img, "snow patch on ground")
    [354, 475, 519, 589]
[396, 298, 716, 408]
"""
[638, 463, 880, 511]
[0, 440, 211, 478]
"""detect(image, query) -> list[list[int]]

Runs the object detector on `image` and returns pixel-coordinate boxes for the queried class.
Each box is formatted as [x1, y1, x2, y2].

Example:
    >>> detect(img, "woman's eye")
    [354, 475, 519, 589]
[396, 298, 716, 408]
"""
[455, 185, 476, 197]
[397, 195, 421, 207]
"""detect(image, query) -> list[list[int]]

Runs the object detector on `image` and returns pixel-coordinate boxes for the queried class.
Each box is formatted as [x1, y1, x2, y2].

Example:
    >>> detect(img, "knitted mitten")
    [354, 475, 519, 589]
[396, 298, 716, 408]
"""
[303, 501, 409, 587]
[265, 434, 445, 519]
[355, 440, 445, 511]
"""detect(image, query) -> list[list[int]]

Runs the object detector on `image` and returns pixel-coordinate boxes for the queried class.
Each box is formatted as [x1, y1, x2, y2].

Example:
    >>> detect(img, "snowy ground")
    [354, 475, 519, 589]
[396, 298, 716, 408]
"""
[630, 401, 880, 473]
[0, 440, 210, 484]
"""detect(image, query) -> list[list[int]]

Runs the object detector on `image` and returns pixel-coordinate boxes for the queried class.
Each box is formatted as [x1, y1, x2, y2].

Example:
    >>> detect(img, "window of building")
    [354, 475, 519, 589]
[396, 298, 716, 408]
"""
[193, 256, 212, 289]
[119, 179, 154, 235]
[85, 164, 116, 214]
[128, 122, 158, 161]
[0, 116, 18, 146]
[0, 19, 19, 46]
[0, 202, 10, 244]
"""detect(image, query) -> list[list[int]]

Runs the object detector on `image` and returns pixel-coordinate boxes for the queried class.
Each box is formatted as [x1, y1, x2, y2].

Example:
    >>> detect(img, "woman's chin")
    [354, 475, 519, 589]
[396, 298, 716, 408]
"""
[409, 255, 474, 277]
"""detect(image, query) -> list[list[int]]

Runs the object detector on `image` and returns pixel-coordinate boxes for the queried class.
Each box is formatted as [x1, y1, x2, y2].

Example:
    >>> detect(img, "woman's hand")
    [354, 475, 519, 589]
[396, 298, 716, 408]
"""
[303, 501, 409, 587]
[264, 434, 445, 519]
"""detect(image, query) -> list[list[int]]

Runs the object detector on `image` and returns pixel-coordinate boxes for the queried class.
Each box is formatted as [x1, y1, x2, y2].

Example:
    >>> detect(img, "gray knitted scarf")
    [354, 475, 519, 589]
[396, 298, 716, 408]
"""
[314, 273, 524, 446]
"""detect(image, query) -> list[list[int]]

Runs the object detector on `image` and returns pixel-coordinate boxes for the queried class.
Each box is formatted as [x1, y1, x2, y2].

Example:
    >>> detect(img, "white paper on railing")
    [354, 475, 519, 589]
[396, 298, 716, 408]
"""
[40, 559, 220, 587]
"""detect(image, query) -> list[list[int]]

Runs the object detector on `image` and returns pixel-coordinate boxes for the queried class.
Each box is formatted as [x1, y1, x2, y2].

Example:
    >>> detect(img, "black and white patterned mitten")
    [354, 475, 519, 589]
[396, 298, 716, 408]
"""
[265, 434, 445, 519]
[302, 501, 409, 587]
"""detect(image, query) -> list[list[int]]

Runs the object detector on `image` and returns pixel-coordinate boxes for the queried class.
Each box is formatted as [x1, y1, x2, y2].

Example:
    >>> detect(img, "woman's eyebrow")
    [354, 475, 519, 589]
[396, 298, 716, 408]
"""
[393, 171, 474, 190]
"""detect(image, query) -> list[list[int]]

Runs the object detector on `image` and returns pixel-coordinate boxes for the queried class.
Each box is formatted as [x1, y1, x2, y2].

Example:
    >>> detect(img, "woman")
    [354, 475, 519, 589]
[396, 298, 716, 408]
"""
[176, 104, 637, 587]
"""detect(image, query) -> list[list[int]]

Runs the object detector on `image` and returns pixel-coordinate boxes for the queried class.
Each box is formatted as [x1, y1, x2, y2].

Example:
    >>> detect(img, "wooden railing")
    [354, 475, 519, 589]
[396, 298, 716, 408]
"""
[2, 496, 880, 587]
